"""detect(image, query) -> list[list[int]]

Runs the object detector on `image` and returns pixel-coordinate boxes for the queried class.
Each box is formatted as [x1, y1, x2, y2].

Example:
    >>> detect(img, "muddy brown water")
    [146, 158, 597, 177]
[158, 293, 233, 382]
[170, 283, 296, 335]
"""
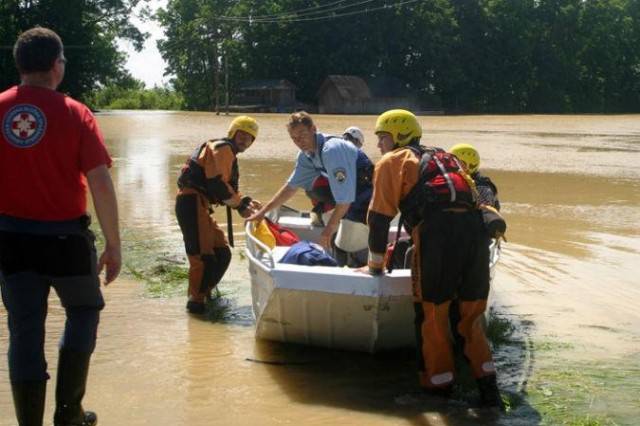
[1, 112, 639, 425]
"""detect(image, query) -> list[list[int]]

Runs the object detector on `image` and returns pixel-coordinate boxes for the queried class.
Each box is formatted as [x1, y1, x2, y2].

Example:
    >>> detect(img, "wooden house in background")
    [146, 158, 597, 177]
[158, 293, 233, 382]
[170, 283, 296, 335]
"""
[234, 79, 296, 112]
[317, 75, 420, 114]
[317, 75, 371, 114]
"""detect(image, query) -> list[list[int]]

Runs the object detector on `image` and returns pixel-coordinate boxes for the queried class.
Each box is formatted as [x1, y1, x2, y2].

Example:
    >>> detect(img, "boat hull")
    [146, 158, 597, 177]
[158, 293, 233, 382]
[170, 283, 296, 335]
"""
[246, 210, 499, 353]
[248, 251, 414, 352]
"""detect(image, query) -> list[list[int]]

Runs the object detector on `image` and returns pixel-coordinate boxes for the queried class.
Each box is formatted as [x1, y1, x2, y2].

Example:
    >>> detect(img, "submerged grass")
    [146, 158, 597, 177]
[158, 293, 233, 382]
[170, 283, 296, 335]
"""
[126, 261, 188, 297]
[485, 309, 516, 347]
[527, 356, 640, 426]
[475, 313, 639, 425]
[93, 223, 191, 297]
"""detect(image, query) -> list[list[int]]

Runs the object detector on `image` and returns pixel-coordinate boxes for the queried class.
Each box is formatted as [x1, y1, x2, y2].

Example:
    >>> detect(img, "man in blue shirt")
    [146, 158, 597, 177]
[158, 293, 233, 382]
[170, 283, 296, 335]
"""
[249, 111, 372, 250]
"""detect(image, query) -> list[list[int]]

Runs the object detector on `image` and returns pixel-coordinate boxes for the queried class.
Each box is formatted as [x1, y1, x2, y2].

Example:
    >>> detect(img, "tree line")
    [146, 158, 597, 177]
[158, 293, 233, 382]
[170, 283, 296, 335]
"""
[1, 0, 639, 113]
[157, 0, 640, 113]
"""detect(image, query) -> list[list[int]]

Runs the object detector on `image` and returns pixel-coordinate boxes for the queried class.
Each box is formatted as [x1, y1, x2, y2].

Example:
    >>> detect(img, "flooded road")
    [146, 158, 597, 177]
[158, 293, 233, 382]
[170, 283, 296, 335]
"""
[1, 112, 639, 425]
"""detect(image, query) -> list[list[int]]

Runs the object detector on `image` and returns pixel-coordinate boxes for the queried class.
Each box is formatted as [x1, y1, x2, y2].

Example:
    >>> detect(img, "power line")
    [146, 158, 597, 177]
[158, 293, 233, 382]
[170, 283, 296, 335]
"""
[231, 0, 356, 19]
[219, 0, 378, 21]
[216, 0, 421, 23]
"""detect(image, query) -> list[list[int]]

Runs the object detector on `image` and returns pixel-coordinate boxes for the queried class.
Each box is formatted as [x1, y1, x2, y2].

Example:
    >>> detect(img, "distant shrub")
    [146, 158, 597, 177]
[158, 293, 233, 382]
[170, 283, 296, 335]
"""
[88, 84, 184, 110]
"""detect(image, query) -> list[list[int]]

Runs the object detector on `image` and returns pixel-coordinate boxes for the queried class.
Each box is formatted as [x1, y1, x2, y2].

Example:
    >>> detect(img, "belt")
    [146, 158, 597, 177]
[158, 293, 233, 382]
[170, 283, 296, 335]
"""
[0, 214, 90, 234]
[441, 207, 470, 213]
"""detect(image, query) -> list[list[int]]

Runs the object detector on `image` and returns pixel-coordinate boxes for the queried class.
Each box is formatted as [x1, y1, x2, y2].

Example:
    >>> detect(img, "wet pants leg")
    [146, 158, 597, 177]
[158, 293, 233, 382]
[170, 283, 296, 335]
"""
[456, 300, 496, 378]
[412, 211, 493, 390]
[51, 268, 102, 426]
[1, 271, 50, 383]
[176, 193, 231, 304]
[414, 300, 456, 389]
[456, 214, 496, 379]
[411, 221, 456, 390]
[0, 227, 103, 425]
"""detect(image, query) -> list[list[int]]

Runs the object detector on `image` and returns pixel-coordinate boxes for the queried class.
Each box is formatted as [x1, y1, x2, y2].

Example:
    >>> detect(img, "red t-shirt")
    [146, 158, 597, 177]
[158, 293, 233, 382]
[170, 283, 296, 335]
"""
[0, 85, 112, 221]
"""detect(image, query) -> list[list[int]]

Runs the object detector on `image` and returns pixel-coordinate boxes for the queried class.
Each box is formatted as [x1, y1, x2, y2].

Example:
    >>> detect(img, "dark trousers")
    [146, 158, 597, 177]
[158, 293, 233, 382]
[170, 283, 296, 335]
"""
[0, 217, 104, 383]
[411, 210, 495, 389]
[175, 190, 231, 303]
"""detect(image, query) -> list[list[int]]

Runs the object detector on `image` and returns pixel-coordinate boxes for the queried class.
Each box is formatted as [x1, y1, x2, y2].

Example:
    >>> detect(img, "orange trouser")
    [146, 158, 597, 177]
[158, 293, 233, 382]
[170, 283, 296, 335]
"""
[415, 300, 496, 389]
[175, 189, 231, 304]
[411, 210, 496, 389]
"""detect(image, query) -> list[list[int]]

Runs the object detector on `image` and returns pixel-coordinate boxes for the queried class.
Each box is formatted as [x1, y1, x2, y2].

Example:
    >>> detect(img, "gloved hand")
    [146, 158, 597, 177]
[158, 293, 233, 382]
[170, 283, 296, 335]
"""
[480, 204, 507, 240]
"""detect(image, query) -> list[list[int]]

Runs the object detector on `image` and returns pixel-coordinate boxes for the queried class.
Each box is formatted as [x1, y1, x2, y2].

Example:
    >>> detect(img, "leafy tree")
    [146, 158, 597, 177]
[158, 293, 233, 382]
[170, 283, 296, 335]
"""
[156, 0, 238, 111]
[576, 0, 639, 112]
[0, 0, 146, 101]
[482, 0, 537, 112]
[154, 0, 640, 113]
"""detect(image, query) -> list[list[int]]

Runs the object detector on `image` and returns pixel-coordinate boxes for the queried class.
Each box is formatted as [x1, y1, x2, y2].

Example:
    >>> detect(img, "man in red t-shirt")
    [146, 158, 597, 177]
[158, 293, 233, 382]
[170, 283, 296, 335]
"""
[0, 27, 120, 426]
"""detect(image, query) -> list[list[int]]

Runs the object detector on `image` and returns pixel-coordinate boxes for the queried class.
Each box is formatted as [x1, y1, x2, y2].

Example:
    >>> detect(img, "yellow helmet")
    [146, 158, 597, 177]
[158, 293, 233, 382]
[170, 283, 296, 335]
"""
[374, 109, 422, 147]
[450, 143, 480, 174]
[227, 115, 258, 140]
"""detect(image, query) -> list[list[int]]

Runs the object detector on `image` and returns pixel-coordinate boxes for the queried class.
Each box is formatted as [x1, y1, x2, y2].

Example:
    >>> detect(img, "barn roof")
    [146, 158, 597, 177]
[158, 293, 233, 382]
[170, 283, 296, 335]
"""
[318, 75, 372, 100]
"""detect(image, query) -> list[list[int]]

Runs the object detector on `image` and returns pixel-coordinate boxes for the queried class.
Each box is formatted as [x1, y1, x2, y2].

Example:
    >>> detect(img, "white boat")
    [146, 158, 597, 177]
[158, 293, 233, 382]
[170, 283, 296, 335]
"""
[245, 208, 500, 353]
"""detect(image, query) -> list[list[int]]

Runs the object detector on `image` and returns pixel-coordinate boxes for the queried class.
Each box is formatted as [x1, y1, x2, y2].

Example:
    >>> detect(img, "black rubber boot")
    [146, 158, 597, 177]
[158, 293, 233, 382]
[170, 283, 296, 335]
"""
[477, 374, 505, 411]
[422, 385, 453, 400]
[11, 380, 46, 426]
[53, 349, 98, 426]
[186, 300, 206, 315]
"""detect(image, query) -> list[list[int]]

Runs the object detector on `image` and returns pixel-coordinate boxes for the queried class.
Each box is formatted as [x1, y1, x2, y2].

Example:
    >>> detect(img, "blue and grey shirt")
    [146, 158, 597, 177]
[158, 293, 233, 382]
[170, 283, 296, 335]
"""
[287, 133, 359, 204]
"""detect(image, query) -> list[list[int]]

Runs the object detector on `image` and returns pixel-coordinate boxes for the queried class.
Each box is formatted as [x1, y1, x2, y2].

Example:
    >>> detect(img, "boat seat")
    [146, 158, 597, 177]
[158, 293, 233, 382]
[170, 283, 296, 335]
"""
[277, 216, 313, 229]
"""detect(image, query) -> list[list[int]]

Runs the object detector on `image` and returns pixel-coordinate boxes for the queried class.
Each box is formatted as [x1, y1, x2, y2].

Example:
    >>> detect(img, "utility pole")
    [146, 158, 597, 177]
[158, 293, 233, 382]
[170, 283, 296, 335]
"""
[213, 43, 219, 115]
[224, 55, 229, 115]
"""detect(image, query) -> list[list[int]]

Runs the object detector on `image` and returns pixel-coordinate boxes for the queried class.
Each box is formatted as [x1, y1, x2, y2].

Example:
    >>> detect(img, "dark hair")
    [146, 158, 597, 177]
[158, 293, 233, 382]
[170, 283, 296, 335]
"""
[13, 27, 63, 74]
[287, 111, 314, 129]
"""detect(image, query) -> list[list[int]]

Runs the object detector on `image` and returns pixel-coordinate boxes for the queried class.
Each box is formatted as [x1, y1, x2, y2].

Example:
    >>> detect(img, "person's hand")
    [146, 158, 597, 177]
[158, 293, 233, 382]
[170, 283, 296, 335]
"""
[239, 205, 259, 219]
[318, 225, 335, 251]
[98, 243, 121, 285]
[354, 265, 370, 274]
[247, 208, 266, 222]
[354, 265, 383, 276]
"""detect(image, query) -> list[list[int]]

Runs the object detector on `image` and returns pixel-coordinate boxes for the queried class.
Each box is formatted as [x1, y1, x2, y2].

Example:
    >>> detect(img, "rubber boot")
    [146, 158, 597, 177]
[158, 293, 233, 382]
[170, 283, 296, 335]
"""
[11, 380, 46, 426]
[186, 300, 206, 314]
[476, 374, 505, 411]
[422, 384, 453, 400]
[53, 349, 98, 426]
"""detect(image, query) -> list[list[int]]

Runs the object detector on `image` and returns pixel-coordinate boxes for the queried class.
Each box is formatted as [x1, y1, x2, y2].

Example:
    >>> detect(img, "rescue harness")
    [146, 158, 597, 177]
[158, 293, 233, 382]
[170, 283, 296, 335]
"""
[177, 139, 240, 205]
[399, 144, 479, 230]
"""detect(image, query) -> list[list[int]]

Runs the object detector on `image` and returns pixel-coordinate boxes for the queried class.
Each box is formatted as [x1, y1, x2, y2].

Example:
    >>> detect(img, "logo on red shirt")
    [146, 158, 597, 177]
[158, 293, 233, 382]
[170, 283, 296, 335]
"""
[2, 104, 47, 148]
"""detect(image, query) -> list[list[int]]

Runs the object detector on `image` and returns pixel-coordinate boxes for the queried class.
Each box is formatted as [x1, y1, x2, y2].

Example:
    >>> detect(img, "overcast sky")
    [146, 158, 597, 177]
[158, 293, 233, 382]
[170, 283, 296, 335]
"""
[118, 0, 168, 87]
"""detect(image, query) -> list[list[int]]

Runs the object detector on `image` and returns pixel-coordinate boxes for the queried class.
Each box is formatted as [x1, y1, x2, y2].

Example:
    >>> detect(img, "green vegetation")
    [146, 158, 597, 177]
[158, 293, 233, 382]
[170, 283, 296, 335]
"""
[88, 80, 184, 110]
[92, 224, 188, 296]
[127, 262, 188, 298]
[485, 310, 516, 347]
[474, 313, 640, 425]
[527, 363, 630, 426]
[0, 0, 146, 101]
[155, 0, 640, 113]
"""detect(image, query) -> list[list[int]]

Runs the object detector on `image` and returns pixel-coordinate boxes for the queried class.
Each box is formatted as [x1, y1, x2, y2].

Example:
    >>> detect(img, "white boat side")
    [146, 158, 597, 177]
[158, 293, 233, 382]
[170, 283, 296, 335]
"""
[245, 215, 500, 353]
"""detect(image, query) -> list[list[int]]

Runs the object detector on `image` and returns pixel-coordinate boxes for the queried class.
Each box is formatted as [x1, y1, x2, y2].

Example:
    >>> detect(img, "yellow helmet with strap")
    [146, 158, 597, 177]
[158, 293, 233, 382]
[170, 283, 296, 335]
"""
[374, 109, 422, 147]
[450, 143, 480, 174]
[227, 115, 259, 140]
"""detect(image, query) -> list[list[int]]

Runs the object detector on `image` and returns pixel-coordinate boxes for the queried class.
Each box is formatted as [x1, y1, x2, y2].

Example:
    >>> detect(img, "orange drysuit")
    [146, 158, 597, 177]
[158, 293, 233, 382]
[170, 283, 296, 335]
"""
[175, 139, 248, 304]
[367, 145, 496, 391]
